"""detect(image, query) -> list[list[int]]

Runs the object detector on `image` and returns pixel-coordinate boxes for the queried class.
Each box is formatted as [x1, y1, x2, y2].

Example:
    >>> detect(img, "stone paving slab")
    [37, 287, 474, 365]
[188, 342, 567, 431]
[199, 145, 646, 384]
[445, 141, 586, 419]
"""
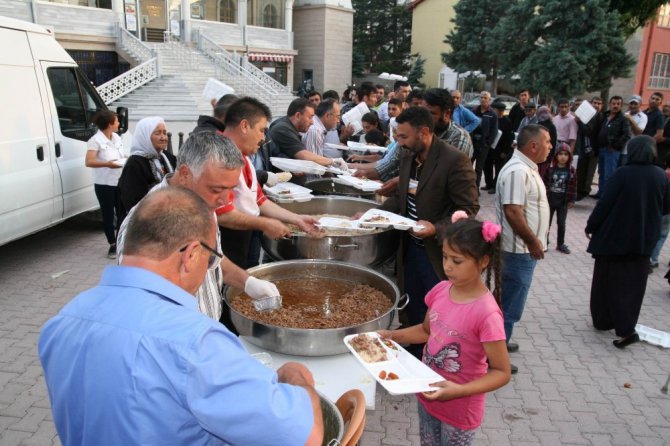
[0, 192, 668, 445]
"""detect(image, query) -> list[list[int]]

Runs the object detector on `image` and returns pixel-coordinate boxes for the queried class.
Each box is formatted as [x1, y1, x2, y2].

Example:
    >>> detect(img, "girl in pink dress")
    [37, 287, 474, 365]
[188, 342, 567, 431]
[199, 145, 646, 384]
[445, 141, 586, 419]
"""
[380, 212, 511, 445]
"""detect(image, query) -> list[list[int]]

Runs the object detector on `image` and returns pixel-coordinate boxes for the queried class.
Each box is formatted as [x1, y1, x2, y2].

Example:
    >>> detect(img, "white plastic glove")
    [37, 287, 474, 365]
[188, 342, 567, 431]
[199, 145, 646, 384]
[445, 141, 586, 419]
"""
[265, 172, 280, 187]
[331, 158, 349, 172]
[276, 171, 292, 183]
[244, 276, 282, 311]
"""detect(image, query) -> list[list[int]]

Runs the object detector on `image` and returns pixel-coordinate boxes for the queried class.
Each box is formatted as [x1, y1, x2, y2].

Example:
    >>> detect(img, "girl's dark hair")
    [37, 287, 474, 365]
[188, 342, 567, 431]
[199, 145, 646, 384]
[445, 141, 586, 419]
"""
[439, 217, 502, 305]
[92, 110, 117, 130]
[365, 128, 387, 146]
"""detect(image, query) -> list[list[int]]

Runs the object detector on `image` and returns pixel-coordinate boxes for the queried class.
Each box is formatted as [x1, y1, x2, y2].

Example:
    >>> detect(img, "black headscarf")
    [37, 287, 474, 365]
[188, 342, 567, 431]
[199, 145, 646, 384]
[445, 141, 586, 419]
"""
[626, 135, 657, 165]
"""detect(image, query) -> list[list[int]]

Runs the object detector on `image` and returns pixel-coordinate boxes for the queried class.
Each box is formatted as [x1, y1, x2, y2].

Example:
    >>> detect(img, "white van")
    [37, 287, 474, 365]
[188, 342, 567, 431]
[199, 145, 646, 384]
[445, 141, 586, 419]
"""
[0, 17, 129, 246]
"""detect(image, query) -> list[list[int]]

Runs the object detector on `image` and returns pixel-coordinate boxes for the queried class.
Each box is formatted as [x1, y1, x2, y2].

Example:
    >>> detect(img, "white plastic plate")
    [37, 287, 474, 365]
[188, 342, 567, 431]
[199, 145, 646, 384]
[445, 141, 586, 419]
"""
[317, 217, 375, 232]
[325, 142, 350, 151]
[358, 209, 425, 231]
[346, 141, 387, 153]
[270, 157, 327, 175]
[343, 332, 443, 395]
[335, 175, 382, 192]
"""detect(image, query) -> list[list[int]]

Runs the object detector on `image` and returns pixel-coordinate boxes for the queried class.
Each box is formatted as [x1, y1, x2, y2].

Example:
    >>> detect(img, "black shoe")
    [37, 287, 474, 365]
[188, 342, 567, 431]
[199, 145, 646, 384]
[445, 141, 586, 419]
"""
[107, 244, 117, 259]
[507, 342, 519, 353]
[510, 363, 518, 374]
[613, 333, 640, 349]
[480, 186, 492, 190]
[557, 244, 571, 254]
[588, 193, 600, 199]
[488, 188, 496, 194]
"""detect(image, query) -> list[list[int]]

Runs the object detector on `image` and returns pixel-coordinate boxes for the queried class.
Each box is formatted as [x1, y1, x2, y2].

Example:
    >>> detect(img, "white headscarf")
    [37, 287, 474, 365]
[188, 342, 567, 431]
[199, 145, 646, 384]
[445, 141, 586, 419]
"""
[130, 116, 165, 157]
[129, 116, 174, 181]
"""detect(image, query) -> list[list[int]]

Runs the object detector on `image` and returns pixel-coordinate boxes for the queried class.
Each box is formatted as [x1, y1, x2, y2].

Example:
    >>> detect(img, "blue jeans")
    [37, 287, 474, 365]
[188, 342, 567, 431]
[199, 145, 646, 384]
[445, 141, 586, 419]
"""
[403, 240, 441, 326]
[650, 215, 670, 265]
[501, 252, 537, 342]
[597, 149, 620, 196]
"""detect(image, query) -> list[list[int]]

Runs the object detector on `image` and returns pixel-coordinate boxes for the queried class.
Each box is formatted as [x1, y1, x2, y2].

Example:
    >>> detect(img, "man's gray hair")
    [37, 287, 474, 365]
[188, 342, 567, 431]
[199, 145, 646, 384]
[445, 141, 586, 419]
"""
[124, 186, 213, 260]
[177, 132, 244, 178]
[517, 124, 547, 151]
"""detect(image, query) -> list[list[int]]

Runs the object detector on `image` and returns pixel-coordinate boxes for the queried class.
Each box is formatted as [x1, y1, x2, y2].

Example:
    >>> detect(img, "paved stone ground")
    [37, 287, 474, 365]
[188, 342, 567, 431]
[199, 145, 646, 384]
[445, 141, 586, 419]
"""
[0, 192, 669, 445]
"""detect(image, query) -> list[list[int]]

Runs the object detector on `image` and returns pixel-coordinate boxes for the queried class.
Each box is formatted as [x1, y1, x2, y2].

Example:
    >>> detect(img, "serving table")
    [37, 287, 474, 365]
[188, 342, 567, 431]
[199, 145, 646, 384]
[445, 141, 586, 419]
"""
[240, 337, 377, 409]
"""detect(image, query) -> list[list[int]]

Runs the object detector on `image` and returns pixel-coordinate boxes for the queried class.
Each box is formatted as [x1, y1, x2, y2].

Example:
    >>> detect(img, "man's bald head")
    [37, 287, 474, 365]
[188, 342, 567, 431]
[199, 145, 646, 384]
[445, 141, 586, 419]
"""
[123, 187, 213, 261]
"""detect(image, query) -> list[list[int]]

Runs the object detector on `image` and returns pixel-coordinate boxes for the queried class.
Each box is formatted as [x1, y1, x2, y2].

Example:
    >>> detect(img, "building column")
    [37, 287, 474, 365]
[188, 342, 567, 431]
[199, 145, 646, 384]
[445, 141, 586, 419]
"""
[239, 0, 248, 47]
[285, 0, 293, 52]
[181, 0, 191, 42]
[112, 0, 124, 27]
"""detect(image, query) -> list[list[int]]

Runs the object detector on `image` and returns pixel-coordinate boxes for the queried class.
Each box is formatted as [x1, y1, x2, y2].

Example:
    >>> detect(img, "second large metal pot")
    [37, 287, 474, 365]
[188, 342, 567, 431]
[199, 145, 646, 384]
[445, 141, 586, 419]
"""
[262, 196, 398, 267]
[225, 260, 405, 356]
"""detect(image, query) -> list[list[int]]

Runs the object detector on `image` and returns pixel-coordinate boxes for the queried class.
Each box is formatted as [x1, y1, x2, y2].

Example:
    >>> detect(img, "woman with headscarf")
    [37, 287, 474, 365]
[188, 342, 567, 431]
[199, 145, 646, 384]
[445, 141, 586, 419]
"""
[117, 117, 176, 224]
[536, 106, 557, 178]
[586, 135, 670, 348]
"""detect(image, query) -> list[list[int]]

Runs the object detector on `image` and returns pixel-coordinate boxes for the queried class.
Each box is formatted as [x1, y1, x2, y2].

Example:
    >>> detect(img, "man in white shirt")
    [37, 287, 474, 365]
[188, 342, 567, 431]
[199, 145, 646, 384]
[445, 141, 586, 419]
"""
[302, 99, 342, 157]
[495, 124, 551, 374]
[625, 94, 648, 137]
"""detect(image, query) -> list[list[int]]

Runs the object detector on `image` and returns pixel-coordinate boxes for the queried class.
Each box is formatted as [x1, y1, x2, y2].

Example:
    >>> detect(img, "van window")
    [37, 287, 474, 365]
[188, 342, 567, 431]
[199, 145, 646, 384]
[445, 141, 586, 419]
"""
[47, 67, 107, 141]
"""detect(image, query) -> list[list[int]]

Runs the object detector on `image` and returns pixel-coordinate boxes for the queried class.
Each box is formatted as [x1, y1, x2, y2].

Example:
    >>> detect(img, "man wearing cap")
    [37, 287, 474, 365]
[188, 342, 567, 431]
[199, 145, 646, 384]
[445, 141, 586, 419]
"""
[625, 95, 648, 137]
[517, 102, 538, 133]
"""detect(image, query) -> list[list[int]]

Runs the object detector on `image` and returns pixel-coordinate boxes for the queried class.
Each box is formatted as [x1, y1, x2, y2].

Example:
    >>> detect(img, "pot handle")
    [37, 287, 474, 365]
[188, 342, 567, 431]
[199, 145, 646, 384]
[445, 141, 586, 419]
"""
[334, 243, 359, 250]
[395, 293, 410, 311]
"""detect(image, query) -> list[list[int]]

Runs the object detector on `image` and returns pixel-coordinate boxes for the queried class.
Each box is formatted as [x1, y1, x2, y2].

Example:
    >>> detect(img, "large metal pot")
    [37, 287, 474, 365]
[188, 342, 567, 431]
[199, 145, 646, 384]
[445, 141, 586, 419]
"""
[262, 196, 398, 267]
[225, 260, 406, 356]
[305, 178, 379, 201]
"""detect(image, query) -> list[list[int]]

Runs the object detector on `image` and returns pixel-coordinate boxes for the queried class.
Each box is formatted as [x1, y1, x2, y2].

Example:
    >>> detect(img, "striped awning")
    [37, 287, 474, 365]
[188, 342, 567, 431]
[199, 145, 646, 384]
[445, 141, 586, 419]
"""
[248, 53, 293, 63]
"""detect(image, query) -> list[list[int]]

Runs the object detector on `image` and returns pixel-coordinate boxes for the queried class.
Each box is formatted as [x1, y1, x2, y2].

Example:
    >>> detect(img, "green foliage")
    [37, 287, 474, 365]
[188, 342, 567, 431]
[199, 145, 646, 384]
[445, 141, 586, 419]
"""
[352, 0, 412, 76]
[609, 0, 668, 36]
[407, 54, 426, 88]
[489, 0, 634, 98]
[441, 0, 510, 78]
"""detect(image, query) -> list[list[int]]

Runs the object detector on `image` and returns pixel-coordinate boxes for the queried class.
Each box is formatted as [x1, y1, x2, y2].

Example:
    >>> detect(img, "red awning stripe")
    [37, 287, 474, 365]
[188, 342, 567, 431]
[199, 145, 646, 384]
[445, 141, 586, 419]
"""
[248, 53, 292, 62]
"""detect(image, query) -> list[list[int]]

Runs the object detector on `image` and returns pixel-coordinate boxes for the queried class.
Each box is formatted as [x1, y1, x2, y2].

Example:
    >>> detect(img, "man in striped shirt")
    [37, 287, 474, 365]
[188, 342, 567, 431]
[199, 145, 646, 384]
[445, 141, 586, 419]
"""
[495, 124, 551, 374]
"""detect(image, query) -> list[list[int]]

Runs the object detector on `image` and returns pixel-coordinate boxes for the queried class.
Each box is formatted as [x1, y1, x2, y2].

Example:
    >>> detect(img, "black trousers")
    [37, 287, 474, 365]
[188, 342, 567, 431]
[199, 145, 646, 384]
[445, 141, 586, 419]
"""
[473, 143, 490, 188]
[548, 203, 568, 246]
[590, 255, 649, 337]
[94, 184, 121, 245]
[576, 151, 597, 196]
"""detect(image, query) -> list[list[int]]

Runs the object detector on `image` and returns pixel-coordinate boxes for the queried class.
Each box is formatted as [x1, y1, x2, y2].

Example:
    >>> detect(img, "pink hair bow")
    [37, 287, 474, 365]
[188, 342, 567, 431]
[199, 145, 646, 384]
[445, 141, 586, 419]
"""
[482, 221, 501, 243]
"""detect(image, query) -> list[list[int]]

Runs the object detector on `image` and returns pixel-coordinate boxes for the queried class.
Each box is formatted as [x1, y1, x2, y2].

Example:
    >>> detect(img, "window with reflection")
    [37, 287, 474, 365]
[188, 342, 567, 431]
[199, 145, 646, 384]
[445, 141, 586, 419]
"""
[43, 0, 111, 9]
[219, 0, 236, 23]
[247, 0, 284, 29]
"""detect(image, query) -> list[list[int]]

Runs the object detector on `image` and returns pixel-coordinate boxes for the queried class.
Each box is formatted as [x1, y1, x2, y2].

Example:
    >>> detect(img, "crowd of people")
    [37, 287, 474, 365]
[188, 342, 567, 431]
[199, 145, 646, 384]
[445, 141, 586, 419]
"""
[40, 82, 670, 446]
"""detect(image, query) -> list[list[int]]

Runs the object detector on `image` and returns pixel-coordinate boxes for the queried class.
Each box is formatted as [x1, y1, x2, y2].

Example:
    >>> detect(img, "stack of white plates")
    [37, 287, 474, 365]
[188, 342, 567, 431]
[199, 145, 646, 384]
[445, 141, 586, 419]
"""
[270, 157, 327, 175]
[263, 182, 314, 203]
[336, 175, 382, 192]
[346, 141, 387, 153]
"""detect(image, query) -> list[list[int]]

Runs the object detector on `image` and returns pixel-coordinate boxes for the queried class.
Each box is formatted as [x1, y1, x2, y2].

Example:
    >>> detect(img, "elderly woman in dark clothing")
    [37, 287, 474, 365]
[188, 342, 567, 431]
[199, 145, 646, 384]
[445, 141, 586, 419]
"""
[117, 117, 176, 224]
[586, 135, 670, 348]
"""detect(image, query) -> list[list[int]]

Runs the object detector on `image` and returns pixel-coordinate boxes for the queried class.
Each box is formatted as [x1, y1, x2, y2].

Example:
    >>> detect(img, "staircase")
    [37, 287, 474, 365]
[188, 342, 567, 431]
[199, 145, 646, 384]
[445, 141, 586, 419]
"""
[108, 33, 296, 123]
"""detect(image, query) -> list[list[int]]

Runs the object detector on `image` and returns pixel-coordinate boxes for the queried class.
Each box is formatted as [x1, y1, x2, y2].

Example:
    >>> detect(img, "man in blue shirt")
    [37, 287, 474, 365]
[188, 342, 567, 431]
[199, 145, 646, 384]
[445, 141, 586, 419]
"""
[450, 89, 481, 133]
[39, 187, 323, 446]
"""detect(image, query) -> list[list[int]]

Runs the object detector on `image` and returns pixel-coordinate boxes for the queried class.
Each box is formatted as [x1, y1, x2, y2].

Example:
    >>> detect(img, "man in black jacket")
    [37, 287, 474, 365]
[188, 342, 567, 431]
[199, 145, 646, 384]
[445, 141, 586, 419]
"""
[192, 94, 238, 134]
[472, 91, 499, 191]
[576, 97, 605, 200]
[595, 96, 631, 197]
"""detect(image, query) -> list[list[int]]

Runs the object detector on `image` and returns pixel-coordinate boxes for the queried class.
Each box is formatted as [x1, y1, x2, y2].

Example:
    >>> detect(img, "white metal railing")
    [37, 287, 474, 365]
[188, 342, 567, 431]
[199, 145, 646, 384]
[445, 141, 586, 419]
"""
[196, 31, 294, 113]
[97, 27, 158, 104]
[119, 26, 154, 63]
[98, 58, 158, 104]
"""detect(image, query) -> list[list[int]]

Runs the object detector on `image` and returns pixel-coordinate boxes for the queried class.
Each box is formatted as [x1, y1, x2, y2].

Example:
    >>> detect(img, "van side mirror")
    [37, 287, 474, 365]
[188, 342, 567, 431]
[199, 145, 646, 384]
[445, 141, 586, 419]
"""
[116, 107, 129, 135]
